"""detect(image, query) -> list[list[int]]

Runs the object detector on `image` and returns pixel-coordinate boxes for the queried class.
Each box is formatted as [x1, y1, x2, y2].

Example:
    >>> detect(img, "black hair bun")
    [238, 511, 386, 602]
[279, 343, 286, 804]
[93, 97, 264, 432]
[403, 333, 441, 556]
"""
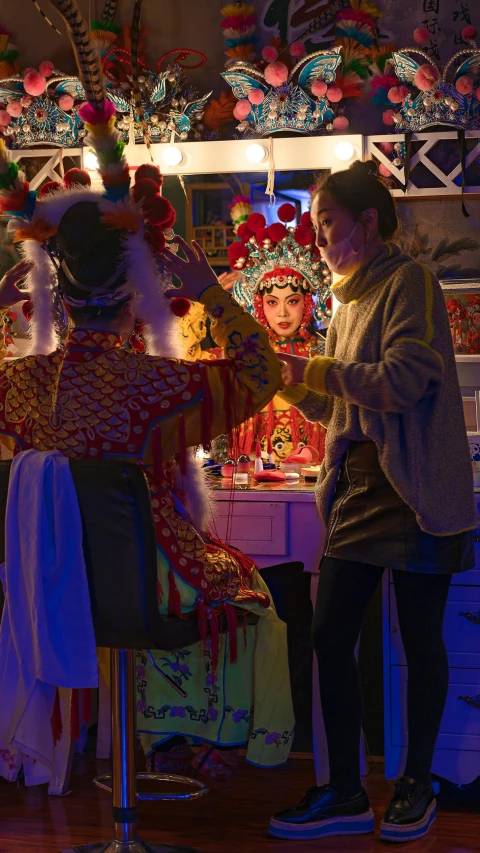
[348, 160, 378, 179]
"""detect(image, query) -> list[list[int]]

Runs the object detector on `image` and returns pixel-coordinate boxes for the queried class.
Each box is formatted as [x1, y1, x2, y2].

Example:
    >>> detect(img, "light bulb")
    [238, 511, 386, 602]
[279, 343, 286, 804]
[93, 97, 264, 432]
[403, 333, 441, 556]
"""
[84, 149, 99, 170]
[245, 143, 267, 164]
[334, 141, 355, 162]
[162, 145, 183, 167]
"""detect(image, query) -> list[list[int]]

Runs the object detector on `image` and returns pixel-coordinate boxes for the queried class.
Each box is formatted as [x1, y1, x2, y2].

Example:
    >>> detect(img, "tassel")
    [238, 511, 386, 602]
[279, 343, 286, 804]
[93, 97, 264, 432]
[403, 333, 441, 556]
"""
[225, 603, 238, 665]
[458, 128, 470, 218]
[200, 364, 214, 449]
[265, 136, 275, 205]
[290, 406, 301, 448]
[152, 423, 163, 490]
[178, 412, 187, 476]
[70, 689, 80, 742]
[266, 399, 275, 437]
[403, 131, 412, 194]
[168, 568, 182, 617]
[51, 688, 63, 744]
[208, 608, 220, 675]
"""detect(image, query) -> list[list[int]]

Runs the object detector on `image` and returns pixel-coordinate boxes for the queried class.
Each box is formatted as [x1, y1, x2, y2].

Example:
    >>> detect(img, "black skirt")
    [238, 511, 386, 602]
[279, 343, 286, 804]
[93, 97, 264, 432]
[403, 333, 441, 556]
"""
[325, 440, 475, 574]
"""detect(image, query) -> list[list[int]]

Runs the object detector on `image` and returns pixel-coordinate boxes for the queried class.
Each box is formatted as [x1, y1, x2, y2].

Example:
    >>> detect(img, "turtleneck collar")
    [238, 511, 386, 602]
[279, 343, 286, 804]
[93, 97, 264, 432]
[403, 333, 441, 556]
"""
[331, 243, 408, 305]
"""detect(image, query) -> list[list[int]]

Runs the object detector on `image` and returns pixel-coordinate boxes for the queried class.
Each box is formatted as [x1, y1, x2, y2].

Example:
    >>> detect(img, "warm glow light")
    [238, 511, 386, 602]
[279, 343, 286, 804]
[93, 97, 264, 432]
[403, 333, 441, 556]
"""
[245, 143, 267, 164]
[84, 150, 99, 170]
[334, 141, 355, 161]
[162, 145, 183, 167]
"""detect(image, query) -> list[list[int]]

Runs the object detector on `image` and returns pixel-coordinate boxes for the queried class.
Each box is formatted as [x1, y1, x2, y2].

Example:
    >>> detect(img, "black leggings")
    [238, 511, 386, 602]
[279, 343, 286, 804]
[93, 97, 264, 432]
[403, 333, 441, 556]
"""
[313, 556, 452, 796]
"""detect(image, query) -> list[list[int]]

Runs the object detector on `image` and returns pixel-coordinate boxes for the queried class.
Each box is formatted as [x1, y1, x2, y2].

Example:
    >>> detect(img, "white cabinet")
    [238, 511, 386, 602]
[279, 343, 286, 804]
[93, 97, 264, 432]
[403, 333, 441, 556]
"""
[383, 509, 480, 784]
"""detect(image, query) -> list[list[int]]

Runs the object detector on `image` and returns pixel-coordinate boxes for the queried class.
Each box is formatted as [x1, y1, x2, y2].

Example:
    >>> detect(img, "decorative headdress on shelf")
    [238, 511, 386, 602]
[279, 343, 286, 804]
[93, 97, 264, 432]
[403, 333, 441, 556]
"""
[229, 193, 252, 232]
[0, 2, 212, 149]
[228, 202, 332, 328]
[221, 47, 343, 137]
[382, 26, 480, 132]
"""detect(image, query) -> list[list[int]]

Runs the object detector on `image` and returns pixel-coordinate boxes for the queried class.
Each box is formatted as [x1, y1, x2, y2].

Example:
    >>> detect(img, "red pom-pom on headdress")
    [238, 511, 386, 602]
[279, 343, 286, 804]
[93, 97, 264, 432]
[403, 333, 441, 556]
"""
[63, 168, 91, 188]
[132, 178, 160, 202]
[135, 163, 163, 187]
[300, 211, 312, 227]
[294, 225, 314, 246]
[142, 195, 176, 227]
[255, 226, 270, 244]
[228, 241, 248, 262]
[39, 180, 62, 198]
[267, 222, 287, 242]
[146, 228, 166, 254]
[247, 212, 266, 232]
[277, 202, 296, 223]
[237, 222, 254, 242]
[169, 296, 191, 317]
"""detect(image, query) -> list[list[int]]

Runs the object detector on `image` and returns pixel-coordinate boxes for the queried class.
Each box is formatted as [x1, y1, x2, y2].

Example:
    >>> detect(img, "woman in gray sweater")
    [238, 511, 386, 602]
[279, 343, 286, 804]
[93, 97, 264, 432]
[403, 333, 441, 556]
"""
[269, 161, 477, 844]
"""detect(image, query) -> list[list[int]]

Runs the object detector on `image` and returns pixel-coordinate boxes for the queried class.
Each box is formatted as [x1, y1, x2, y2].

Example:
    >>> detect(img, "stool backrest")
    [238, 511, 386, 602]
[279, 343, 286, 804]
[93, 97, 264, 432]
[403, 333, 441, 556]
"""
[0, 458, 200, 651]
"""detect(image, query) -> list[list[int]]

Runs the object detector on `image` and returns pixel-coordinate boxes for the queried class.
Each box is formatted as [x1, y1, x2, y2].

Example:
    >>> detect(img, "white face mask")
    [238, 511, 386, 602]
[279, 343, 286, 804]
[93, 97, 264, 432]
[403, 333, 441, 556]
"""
[319, 221, 364, 275]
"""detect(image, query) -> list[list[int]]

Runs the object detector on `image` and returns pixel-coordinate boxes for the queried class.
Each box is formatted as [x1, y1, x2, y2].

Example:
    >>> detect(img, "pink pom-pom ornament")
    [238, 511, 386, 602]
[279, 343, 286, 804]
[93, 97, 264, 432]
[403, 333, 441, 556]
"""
[388, 87, 404, 104]
[379, 163, 392, 177]
[332, 115, 349, 131]
[237, 222, 254, 242]
[39, 60, 55, 77]
[326, 85, 343, 103]
[23, 70, 47, 97]
[0, 110, 12, 127]
[414, 64, 439, 92]
[290, 41, 306, 58]
[397, 85, 410, 100]
[456, 75, 474, 95]
[311, 79, 327, 98]
[233, 98, 251, 120]
[262, 46, 278, 62]
[382, 109, 395, 126]
[58, 94, 74, 111]
[58, 95, 73, 113]
[248, 88, 265, 105]
[264, 61, 289, 87]
[6, 101, 22, 117]
[462, 26, 477, 41]
[413, 27, 429, 45]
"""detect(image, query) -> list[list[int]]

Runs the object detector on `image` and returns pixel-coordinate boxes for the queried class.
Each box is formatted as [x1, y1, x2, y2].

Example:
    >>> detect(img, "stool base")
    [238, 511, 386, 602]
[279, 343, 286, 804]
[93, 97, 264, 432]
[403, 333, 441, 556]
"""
[60, 841, 201, 852]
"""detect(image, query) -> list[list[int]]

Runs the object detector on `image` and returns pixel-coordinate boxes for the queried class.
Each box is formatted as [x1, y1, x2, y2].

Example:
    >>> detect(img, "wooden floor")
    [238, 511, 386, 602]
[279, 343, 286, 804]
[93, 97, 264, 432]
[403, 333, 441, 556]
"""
[0, 756, 478, 853]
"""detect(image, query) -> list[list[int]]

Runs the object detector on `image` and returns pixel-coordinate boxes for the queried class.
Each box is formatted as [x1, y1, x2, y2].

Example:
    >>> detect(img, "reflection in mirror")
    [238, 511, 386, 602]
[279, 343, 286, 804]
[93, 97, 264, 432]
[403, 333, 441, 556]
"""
[166, 170, 332, 466]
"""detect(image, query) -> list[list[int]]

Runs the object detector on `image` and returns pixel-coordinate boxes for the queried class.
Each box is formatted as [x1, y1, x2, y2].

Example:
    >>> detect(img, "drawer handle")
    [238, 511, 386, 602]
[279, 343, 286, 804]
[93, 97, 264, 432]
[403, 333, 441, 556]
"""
[458, 694, 480, 709]
[459, 610, 480, 625]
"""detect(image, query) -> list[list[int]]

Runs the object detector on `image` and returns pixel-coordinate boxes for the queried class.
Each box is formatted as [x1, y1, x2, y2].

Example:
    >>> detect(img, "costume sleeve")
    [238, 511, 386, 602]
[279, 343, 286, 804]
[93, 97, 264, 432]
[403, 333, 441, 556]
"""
[156, 284, 281, 458]
[275, 383, 333, 427]
[304, 264, 446, 414]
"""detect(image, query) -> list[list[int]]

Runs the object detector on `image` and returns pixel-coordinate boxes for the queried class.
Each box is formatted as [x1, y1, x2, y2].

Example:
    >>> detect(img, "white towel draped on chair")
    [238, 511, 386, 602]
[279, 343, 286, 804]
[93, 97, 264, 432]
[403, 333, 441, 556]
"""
[0, 449, 98, 785]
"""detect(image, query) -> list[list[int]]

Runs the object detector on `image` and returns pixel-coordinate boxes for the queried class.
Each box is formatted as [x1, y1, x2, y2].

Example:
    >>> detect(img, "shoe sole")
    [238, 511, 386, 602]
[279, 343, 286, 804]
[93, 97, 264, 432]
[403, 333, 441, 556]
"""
[380, 799, 436, 843]
[269, 809, 375, 840]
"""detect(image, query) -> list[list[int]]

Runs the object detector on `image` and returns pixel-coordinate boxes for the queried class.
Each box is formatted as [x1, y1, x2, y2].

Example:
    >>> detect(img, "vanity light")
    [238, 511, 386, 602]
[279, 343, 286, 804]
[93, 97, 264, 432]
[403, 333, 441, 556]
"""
[245, 143, 267, 164]
[84, 149, 99, 170]
[162, 145, 183, 167]
[334, 141, 355, 162]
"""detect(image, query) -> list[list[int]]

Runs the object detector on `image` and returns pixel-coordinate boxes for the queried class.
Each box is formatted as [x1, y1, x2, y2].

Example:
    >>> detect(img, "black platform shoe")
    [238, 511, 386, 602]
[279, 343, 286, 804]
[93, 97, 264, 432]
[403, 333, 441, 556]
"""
[380, 776, 436, 843]
[269, 784, 374, 840]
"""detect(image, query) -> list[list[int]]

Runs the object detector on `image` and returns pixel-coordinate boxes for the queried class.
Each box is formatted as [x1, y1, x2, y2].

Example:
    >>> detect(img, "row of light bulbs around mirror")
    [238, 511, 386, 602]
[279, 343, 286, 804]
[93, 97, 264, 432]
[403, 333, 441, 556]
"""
[83, 140, 357, 172]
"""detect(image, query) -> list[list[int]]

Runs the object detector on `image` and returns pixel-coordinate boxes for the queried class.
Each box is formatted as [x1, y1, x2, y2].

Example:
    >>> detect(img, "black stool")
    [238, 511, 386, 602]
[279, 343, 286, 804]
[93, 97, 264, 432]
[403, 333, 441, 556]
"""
[0, 459, 207, 853]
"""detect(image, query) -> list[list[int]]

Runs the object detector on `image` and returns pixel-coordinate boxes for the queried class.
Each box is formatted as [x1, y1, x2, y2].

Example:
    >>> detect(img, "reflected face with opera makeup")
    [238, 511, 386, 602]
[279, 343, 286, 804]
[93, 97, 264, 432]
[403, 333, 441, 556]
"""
[262, 285, 305, 338]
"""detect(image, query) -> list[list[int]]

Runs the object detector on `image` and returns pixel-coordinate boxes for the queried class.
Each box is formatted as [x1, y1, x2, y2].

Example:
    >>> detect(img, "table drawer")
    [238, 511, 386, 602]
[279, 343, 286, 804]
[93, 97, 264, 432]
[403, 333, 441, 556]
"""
[390, 666, 480, 750]
[213, 501, 288, 556]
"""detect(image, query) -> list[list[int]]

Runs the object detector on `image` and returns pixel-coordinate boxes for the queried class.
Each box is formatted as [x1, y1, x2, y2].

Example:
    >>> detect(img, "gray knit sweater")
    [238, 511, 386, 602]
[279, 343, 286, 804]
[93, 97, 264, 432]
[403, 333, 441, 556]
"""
[279, 243, 477, 535]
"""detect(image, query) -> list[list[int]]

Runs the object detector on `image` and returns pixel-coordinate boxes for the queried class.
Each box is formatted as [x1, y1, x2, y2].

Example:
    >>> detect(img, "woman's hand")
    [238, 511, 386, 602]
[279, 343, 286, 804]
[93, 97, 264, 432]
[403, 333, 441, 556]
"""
[0, 260, 32, 308]
[162, 237, 219, 302]
[278, 352, 309, 387]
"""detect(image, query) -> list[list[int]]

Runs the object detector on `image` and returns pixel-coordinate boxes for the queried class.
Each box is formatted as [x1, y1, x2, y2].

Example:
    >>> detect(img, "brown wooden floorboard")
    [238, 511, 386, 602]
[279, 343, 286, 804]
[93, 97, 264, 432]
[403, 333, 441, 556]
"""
[0, 757, 478, 853]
